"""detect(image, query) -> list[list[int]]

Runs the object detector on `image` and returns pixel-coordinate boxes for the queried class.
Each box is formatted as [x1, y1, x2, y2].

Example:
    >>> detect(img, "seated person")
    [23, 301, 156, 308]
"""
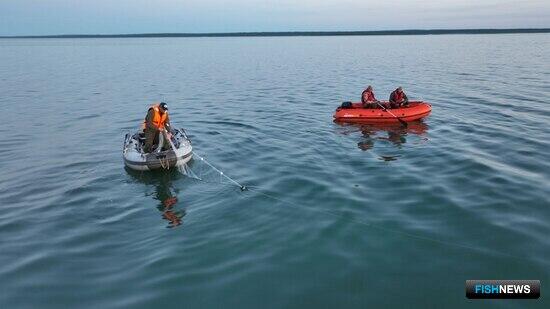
[361, 85, 380, 108]
[389, 87, 409, 108]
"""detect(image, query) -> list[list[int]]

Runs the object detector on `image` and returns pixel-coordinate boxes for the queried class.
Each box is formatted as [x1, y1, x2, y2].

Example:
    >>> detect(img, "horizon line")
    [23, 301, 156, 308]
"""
[1, 28, 549, 38]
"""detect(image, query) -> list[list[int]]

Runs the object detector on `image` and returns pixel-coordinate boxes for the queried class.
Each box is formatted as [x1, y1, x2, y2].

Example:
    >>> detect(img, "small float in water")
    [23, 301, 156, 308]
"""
[123, 128, 193, 171]
[334, 101, 431, 123]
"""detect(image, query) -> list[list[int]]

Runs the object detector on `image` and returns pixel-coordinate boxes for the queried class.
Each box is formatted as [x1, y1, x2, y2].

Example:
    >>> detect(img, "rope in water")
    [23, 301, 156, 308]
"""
[191, 151, 247, 191]
[181, 152, 546, 266]
[246, 185, 548, 266]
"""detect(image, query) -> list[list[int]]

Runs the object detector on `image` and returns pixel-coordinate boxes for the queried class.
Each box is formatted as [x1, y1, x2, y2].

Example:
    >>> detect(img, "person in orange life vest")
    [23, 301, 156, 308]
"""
[143, 102, 173, 153]
[361, 85, 381, 108]
[389, 86, 409, 108]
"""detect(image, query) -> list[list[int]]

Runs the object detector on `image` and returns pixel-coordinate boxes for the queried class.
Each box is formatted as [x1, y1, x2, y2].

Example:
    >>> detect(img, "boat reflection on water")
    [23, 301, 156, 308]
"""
[125, 167, 186, 228]
[334, 121, 429, 161]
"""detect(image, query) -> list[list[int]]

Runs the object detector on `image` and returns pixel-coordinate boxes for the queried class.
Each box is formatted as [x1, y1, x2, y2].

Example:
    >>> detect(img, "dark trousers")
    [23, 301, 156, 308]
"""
[143, 128, 158, 153]
[143, 128, 170, 153]
[389, 101, 409, 109]
[363, 102, 385, 109]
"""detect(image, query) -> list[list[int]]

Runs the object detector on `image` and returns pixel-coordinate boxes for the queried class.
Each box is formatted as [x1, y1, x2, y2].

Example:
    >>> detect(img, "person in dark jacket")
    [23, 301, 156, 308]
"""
[142, 102, 173, 153]
[361, 85, 380, 108]
[389, 87, 409, 108]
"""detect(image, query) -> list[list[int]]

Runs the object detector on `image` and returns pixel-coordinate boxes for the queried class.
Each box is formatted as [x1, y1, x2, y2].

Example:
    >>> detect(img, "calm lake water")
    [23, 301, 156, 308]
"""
[1, 34, 549, 308]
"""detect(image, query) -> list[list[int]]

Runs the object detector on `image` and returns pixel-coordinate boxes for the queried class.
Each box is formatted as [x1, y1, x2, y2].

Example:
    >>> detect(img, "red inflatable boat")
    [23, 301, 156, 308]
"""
[334, 101, 431, 123]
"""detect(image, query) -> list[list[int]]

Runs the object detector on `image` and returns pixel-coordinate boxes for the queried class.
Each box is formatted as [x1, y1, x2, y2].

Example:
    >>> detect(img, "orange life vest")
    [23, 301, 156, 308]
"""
[393, 90, 404, 103]
[142, 104, 168, 130]
[362, 89, 376, 103]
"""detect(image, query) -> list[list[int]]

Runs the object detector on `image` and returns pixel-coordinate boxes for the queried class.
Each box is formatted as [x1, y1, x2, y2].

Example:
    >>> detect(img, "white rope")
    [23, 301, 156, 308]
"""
[191, 151, 247, 190]
[158, 156, 169, 169]
[246, 185, 549, 266]
[175, 147, 546, 265]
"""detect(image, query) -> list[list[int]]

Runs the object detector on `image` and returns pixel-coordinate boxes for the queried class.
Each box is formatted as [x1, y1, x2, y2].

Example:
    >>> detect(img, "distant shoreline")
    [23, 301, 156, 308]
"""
[1, 28, 549, 39]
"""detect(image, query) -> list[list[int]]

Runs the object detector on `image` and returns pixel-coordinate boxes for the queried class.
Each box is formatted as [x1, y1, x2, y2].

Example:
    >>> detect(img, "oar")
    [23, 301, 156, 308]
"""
[374, 101, 408, 127]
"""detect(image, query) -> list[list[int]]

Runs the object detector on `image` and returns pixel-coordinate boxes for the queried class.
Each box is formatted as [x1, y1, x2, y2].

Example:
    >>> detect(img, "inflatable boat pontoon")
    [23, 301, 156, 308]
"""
[123, 128, 193, 171]
[334, 101, 431, 123]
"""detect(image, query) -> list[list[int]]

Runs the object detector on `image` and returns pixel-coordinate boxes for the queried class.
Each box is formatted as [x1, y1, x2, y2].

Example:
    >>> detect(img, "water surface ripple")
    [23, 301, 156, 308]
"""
[1, 34, 549, 308]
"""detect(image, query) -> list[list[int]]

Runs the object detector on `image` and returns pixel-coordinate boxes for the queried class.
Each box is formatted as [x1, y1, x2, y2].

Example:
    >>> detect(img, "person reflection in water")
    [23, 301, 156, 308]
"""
[358, 126, 406, 150]
[154, 174, 186, 228]
[159, 196, 184, 228]
[126, 168, 186, 228]
[352, 122, 429, 160]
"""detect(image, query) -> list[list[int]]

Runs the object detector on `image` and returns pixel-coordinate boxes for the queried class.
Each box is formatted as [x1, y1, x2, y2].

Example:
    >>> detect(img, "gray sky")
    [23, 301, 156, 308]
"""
[1, 0, 549, 35]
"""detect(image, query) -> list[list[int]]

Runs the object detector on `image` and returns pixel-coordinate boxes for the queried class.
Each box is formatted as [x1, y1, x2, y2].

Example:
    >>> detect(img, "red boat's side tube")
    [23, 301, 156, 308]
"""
[334, 101, 431, 123]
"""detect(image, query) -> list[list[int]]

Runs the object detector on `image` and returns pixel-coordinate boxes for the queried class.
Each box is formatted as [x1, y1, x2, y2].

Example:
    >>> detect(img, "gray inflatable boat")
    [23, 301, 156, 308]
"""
[123, 128, 193, 171]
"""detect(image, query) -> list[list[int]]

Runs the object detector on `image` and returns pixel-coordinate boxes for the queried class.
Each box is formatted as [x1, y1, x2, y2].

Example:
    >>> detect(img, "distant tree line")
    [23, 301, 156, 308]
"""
[2, 28, 549, 39]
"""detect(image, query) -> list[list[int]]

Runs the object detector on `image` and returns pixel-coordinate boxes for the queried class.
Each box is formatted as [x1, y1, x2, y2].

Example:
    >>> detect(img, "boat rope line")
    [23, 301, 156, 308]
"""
[176, 152, 545, 266]
[159, 156, 171, 170]
[178, 151, 247, 191]
[245, 185, 548, 266]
